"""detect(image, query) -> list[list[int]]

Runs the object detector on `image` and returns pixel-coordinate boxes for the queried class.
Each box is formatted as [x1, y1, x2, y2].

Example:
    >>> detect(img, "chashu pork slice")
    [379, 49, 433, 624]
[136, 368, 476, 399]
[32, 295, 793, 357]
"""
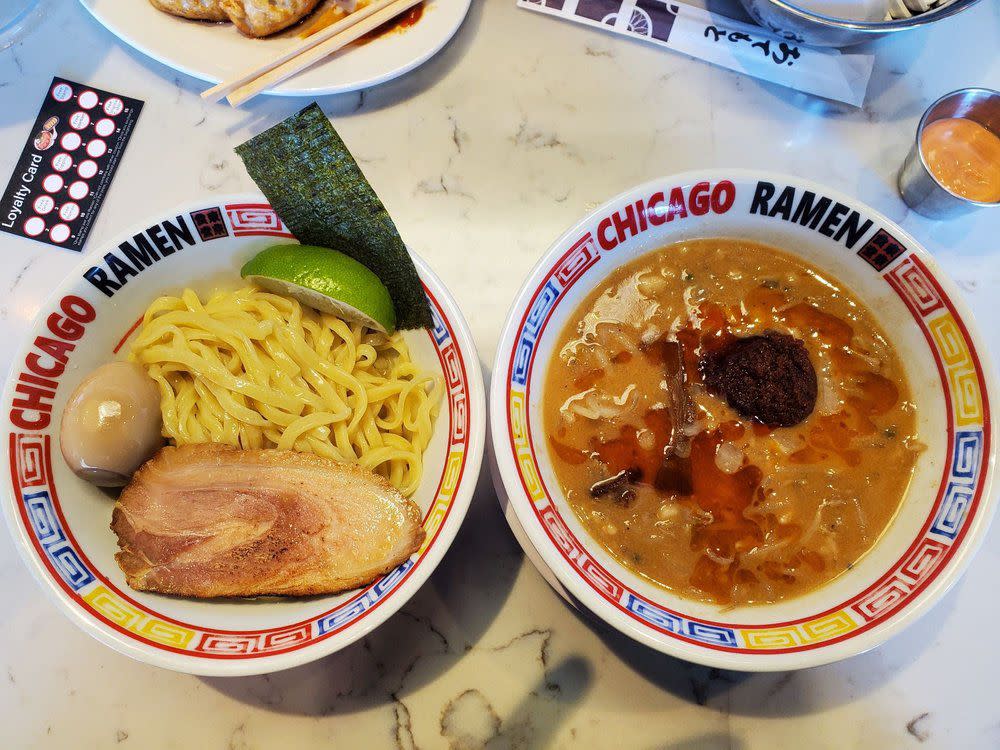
[111, 444, 425, 598]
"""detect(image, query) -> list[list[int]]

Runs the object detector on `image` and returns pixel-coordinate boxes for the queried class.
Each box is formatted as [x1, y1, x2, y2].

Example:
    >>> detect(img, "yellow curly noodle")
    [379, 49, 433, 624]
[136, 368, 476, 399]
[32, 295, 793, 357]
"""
[129, 287, 443, 497]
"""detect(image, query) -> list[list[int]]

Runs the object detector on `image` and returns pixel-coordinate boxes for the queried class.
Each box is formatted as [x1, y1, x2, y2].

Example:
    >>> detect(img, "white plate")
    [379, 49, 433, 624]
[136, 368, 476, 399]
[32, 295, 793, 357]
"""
[78, 0, 470, 96]
[1, 195, 486, 675]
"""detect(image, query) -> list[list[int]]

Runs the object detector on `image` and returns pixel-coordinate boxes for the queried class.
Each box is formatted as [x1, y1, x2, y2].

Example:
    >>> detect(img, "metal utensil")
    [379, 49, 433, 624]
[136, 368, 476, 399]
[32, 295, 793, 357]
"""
[738, 0, 981, 47]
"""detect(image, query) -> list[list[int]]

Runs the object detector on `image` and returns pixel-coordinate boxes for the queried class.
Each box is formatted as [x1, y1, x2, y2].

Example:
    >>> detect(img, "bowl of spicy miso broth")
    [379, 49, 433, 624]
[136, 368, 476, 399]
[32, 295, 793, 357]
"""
[490, 171, 998, 670]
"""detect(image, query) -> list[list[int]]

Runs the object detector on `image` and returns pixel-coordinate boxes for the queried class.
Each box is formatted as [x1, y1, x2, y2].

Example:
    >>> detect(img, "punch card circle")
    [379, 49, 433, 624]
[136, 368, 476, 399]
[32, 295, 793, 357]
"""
[70, 112, 91, 131]
[23, 217, 45, 237]
[43, 174, 64, 193]
[51, 83, 73, 102]
[68, 181, 89, 200]
[103, 98, 124, 117]
[49, 224, 71, 244]
[52, 153, 73, 173]
[78, 91, 99, 110]
[77, 160, 98, 179]
[59, 203, 81, 222]
[94, 118, 115, 137]
[86, 139, 107, 158]
[33, 196, 54, 215]
[60, 132, 82, 151]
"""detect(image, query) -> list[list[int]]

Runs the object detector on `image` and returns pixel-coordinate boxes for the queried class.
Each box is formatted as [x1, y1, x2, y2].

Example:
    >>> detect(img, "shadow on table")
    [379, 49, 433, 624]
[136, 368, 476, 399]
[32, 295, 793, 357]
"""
[202, 364, 527, 716]
[439, 656, 592, 749]
[719, 39, 930, 126]
[652, 735, 748, 750]
[560, 570, 962, 719]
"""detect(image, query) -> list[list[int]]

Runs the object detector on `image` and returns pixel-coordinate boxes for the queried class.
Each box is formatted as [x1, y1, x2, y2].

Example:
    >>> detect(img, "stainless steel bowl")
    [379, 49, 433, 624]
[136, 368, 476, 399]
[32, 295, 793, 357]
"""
[738, 0, 982, 47]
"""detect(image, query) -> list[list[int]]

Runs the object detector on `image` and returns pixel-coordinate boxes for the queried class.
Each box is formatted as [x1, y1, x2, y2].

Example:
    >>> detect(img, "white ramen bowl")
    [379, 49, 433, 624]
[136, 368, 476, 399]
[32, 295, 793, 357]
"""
[490, 170, 998, 671]
[1, 195, 485, 676]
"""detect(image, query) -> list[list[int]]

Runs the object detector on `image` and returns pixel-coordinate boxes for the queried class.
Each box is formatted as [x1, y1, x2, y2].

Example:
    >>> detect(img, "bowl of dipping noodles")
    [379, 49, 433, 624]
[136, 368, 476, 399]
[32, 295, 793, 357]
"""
[1, 195, 486, 676]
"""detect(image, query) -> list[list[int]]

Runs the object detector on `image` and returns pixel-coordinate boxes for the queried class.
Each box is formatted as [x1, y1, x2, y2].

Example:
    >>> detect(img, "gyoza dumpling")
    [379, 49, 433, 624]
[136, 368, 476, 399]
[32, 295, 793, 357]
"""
[149, 0, 228, 22]
[218, 0, 323, 37]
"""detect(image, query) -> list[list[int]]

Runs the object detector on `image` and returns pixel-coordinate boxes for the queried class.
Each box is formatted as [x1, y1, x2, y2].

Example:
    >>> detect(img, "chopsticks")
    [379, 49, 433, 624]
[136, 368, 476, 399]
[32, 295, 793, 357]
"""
[202, 0, 424, 107]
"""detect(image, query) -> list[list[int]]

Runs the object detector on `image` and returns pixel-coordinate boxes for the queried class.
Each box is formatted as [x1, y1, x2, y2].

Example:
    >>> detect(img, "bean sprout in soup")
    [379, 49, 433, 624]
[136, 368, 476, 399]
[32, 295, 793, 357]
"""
[544, 239, 921, 606]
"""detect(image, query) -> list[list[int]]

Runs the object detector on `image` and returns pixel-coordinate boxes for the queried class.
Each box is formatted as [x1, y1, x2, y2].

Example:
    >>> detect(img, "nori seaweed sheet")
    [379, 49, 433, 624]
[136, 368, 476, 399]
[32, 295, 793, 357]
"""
[235, 103, 433, 330]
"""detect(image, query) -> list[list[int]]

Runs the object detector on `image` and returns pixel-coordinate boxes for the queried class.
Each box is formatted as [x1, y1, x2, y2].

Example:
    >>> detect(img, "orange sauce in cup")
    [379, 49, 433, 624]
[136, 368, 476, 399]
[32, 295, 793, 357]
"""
[920, 118, 1000, 204]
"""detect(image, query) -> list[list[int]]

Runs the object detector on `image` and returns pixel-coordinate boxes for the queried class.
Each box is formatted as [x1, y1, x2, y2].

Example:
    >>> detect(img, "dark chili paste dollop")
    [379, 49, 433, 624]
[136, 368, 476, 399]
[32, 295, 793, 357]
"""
[700, 331, 817, 427]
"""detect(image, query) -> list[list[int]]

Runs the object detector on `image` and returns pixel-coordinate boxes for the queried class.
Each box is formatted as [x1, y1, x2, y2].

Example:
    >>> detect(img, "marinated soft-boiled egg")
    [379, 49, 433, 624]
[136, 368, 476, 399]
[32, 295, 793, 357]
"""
[60, 362, 164, 487]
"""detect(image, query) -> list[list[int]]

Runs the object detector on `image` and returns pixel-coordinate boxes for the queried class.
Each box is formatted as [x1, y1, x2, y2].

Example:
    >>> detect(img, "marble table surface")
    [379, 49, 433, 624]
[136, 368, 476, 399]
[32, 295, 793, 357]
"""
[1, 1, 999, 747]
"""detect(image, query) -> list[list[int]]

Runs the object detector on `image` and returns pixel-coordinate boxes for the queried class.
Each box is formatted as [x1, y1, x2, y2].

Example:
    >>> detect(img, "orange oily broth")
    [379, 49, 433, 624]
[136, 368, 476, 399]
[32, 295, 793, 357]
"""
[543, 239, 920, 606]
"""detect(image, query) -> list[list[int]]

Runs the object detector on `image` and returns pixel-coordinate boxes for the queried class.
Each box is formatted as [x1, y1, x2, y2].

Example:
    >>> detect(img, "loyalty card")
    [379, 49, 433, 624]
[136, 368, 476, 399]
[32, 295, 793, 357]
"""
[0, 78, 143, 251]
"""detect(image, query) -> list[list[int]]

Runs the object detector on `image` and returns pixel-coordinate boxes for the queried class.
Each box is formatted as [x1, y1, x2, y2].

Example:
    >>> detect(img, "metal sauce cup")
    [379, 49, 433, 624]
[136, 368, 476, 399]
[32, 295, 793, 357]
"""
[898, 88, 1000, 219]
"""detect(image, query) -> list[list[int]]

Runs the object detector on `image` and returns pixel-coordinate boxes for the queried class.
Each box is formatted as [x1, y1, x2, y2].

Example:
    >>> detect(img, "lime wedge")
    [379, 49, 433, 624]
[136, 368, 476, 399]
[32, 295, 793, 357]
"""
[241, 244, 397, 334]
